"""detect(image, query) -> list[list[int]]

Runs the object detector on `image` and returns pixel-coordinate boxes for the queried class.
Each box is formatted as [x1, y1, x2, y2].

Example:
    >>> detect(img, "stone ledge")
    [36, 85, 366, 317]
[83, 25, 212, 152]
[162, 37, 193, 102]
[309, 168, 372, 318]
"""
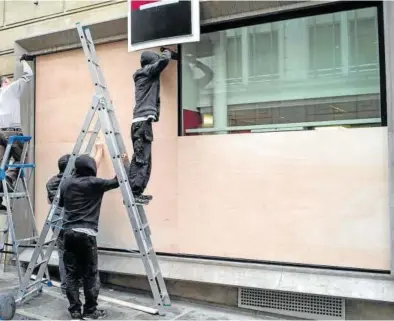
[19, 248, 394, 303]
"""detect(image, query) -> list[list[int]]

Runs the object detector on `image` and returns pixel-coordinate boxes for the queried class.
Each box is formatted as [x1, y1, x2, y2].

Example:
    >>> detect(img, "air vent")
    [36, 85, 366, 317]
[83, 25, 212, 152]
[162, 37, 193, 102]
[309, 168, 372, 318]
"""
[238, 288, 345, 320]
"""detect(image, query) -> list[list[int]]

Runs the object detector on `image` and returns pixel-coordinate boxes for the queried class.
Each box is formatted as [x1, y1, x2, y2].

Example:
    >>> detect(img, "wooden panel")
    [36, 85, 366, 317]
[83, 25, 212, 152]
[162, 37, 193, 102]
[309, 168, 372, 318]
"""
[4, 0, 63, 25]
[36, 40, 389, 270]
[35, 41, 179, 252]
[178, 128, 390, 270]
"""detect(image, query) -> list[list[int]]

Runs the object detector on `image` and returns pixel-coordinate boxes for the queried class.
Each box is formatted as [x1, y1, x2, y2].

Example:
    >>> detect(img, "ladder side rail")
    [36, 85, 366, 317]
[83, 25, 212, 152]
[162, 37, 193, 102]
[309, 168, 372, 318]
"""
[97, 101, 165, 314]
[84, 119, 101, 155]
[26, 224, 61, 296]
[106, 108, 130, 164]
[29, 101, 102, 298]
[21, 176, 37, 237]
[17, 96, 101, 301]
[3, 178, 22, 282]
[47, 95, 100, 223]
[77, 25, 129, 160]
[0, 143, 13, 172]
[76, 25, 108, 98]
[6, 140, 31, 216]
[84, 29, 110, 98]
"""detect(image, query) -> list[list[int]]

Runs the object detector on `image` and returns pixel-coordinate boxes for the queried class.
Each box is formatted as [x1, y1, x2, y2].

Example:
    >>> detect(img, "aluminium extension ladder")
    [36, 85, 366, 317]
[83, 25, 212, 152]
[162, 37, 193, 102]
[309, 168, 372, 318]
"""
[0, 135, 49, 283]
[16, 23, 171, 315]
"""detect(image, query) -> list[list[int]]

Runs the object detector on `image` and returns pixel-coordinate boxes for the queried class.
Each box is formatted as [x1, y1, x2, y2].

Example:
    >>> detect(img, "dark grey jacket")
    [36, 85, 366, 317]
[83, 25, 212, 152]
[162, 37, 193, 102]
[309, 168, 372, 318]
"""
[59, 155, 119, 232]
[46, 154, 70, 219]
[133, 50, 171, 122]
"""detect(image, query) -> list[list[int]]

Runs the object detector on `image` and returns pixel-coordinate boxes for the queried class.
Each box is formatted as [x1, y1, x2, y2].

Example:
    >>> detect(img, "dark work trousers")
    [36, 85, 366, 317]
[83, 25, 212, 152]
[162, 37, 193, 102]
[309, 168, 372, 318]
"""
[63, 230, 99, 314]
[128, 120, 153, 196]
[0, 129, 24, 205]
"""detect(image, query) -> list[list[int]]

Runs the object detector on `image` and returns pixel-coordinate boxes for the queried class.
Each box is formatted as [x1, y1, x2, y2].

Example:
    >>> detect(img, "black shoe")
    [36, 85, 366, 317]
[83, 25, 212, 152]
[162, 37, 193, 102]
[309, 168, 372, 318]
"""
[83, 309, 107, 320]
[134, 195, 149, 204]
[141, 194, 153, 201]
[70, 311, 82, 320]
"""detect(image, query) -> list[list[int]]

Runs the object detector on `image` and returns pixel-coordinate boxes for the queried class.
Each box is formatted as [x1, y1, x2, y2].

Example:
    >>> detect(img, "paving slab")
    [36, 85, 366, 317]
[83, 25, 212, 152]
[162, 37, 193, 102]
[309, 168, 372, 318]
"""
[0, 269, 283, 320]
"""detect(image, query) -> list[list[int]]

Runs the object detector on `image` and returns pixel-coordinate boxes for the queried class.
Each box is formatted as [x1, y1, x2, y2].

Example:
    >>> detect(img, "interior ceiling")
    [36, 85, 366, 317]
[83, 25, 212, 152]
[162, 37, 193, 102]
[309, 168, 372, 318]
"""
[18, 1, 316, 54]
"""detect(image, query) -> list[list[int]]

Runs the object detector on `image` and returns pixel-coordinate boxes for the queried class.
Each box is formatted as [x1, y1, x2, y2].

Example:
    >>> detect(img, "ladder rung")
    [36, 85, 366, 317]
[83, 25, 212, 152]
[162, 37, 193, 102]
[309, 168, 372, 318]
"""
[89, 59, 99, 66]
[51, 217, 63, 223]
[35, 259, 49, 269]
[144, 247, 153, 255]
[0, 249, 15, 254]
[10, 192, 27, 198]
[8, 135, 32, 144]
[43, 238, 57, 246]
[7, 163, 35, 169]
[0, 192, 27, 198]
[26, 279, 46, 290]
[16, 236, 37, 244]
[152, 269, 160, 279]
[141, 223, 149, 230]
[30, 275, 50, 284]
[95, 82, 106, 89]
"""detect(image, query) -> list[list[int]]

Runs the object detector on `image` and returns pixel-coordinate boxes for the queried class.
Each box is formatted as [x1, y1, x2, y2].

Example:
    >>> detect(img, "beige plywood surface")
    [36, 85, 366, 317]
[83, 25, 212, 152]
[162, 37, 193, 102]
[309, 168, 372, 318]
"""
[36, 41, 390, 270]
[178, 128, 390, 270]
[35, 41, 179, 252]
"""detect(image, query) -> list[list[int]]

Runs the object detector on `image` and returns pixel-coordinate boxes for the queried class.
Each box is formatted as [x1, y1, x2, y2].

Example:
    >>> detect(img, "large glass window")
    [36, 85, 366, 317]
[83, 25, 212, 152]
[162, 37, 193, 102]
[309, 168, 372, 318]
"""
[181, 7, 381, 135]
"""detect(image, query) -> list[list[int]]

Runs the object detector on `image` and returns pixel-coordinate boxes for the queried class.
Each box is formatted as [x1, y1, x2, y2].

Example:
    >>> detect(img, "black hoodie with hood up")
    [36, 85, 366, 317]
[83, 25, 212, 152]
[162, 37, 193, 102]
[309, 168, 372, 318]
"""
[132, 50, 171, 122]
[46, 154, 70, 204]
[59, 155, 119, 232]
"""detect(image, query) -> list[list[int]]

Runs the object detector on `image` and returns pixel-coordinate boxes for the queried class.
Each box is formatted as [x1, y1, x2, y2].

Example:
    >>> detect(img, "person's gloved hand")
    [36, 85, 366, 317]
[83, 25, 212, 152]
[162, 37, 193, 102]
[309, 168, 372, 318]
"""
[160, 47, 178, 61]
[20, 54, 35, 62]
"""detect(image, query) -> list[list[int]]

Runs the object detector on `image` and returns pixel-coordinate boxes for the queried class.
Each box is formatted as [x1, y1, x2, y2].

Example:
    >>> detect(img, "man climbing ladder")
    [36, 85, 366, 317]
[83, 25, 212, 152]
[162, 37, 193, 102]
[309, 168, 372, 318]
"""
[0, 54, 34, 211]
[16, 23, 171, 316]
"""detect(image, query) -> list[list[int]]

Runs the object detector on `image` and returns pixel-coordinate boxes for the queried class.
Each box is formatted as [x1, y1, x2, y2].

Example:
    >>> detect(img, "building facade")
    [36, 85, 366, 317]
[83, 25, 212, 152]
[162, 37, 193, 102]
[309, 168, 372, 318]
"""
[1, 0, 394, 319]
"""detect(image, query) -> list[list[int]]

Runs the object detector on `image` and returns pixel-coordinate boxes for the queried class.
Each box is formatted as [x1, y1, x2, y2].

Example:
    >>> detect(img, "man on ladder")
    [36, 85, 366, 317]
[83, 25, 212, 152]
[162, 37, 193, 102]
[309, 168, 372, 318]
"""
[127, 47, 178, 203]
[0, 54, 34, 211]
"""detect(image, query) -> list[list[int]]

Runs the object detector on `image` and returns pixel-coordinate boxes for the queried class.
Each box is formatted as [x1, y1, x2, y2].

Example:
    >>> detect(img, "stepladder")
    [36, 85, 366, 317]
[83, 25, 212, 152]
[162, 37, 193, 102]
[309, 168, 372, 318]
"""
[0, 135, 50, 283]
[16, 23, 171, 315]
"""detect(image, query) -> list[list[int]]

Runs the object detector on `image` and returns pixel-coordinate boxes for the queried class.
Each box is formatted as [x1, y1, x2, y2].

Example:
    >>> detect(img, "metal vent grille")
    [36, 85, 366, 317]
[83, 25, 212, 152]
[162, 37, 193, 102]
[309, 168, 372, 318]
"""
[238, 288, 345, 320]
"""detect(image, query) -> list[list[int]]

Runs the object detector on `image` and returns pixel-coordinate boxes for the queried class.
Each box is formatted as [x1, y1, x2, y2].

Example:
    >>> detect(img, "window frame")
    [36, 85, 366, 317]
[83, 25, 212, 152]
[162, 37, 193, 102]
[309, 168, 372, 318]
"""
[177, 0, 387, 136]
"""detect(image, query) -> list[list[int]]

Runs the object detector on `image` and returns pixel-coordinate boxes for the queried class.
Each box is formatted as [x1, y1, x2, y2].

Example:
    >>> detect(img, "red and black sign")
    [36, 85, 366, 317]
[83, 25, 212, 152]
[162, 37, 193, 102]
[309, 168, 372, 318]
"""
[129, 0, 192, 46]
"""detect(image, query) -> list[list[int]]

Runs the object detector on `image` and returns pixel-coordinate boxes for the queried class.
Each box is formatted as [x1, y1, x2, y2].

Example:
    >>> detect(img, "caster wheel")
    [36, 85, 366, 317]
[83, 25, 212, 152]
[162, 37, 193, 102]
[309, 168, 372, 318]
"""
[0, 293, 16, 320]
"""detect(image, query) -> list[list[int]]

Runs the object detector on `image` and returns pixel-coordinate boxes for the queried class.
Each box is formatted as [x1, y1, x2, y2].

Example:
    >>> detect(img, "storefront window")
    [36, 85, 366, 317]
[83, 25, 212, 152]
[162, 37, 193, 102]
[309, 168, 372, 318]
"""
[181, 7, 381, 135]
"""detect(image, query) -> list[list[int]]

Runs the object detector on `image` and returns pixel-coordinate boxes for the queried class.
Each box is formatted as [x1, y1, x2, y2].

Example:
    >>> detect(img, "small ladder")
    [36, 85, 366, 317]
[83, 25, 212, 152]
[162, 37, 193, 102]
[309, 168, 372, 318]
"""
[16, 23, 171, 315]
[0, 135, 50, 284]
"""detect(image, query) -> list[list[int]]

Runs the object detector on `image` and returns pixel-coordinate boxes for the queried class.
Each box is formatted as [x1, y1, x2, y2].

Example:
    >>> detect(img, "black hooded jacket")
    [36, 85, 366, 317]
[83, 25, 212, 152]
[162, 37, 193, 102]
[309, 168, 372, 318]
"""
[46, 154, 70, 204]
[132, 50, 171, 122]
[59, 155, 119, 232]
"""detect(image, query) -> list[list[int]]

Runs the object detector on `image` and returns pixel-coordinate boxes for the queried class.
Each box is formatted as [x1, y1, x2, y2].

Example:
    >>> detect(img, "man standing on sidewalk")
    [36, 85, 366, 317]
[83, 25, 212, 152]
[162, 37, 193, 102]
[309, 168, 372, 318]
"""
[46, 141, 104, 296]
[0, 54, 34, 210]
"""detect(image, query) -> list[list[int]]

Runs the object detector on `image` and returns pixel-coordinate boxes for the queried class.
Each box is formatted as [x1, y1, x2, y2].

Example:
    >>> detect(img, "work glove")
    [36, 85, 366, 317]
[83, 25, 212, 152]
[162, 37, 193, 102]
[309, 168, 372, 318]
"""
[160, 47, 178, 61]
[20, 54, 35, 62]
